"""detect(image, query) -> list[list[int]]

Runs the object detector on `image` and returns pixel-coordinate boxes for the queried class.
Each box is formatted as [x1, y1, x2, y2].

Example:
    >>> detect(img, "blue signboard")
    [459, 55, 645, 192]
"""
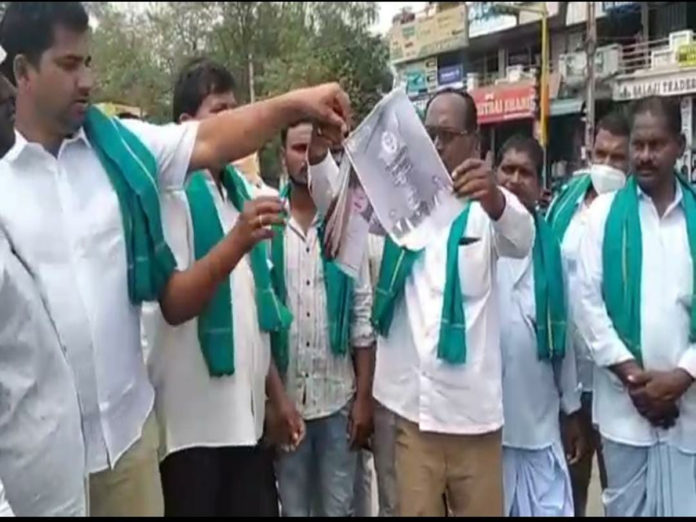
[438, 65, 464, 86]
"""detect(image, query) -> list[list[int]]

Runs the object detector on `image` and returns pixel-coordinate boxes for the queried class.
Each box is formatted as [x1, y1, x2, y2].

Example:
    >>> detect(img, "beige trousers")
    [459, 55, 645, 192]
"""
[88, 412, 164, 517]
[395, 417, 503, 517]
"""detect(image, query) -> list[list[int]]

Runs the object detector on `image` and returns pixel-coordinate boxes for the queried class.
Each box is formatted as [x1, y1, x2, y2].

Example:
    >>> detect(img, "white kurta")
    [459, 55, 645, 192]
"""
[576, 182, 696, 515]
[0, 120, 198, 473]
[0, 230, 86, 516]
[497, 254, 580, 517]
[373, 189, 534, 435]
[142, 173, 270, 460]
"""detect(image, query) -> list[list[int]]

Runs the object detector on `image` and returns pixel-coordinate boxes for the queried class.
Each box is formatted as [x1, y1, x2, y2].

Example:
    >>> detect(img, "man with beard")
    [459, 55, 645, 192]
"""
[575, 96, 696, 516]
[271, 121, 375, 517]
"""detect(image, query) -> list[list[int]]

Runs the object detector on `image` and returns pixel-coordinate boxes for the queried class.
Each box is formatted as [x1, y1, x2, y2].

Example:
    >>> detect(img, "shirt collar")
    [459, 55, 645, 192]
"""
[636, 177, 684, 217]
[4, 126, 91, 164]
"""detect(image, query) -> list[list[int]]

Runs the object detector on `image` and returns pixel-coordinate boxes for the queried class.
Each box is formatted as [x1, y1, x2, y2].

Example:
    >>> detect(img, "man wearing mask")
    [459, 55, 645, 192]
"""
[0, 2, 350, 516]
[309, 88, 534, 516]
[545, 111, 630, 516]
[575, 96, 696, 516]
[495, 135, 584, 516]
[272, 121, 375, 517]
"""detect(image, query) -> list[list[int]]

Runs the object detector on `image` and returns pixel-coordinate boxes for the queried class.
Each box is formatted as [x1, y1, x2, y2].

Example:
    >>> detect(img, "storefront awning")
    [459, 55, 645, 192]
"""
[551, 98, 584, 117]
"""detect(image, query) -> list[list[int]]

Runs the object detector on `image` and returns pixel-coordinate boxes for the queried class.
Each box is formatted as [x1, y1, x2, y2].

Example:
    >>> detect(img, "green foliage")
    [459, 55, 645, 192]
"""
[87, 2, 392, 178]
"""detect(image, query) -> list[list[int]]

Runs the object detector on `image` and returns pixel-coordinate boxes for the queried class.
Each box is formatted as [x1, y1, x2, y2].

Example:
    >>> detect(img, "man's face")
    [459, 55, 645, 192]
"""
[0, 74, 15, 156]
[193, 91, 237, 120]
[424, 94, 478, 174]
[593, 128, 629, 174]
[496, 147, 540, 210]
[630, 111, 684, 193]
[284, 123, 312, 185]
[17, 25, 93, 136]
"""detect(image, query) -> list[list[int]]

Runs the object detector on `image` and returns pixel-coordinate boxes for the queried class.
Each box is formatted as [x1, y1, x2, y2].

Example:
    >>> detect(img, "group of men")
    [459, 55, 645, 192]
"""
[0, 1, 694, 518]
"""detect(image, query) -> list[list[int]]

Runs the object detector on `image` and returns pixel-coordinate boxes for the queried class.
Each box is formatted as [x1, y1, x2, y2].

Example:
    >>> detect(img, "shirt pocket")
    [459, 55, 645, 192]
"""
[457, 241, 490, 299]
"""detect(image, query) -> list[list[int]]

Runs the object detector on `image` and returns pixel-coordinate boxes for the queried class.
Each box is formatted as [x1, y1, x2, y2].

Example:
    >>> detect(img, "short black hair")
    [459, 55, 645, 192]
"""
[596, 110, 629, 139]
[281, 120, 312, 147]
[629, 95, 681, 138]
[425, 88, 478, 133]
[498, 134, 543, 178]
[0, 2, 89, 85]
[172, 57, 236, 122]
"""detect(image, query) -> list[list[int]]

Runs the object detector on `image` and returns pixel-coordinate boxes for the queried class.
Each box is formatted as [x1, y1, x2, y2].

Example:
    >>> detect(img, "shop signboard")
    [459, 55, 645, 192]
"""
[389, 4, 468, 64]
[469, 81, 536, 125]
[613, 68, 696, 101]
[677, 43, 696, 69]
[438, 64, 464, 86]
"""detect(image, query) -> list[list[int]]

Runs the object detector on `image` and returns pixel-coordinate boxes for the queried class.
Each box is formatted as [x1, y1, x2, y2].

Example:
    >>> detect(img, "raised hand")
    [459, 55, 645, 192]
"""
[452, 151, 506, 220]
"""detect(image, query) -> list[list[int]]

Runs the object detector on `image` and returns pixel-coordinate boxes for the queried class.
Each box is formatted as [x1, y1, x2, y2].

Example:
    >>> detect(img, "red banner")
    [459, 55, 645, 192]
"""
[469, 82, 536, 125]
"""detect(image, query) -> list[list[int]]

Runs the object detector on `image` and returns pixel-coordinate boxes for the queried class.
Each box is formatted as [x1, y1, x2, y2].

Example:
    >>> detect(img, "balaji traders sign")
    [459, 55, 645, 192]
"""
[469, 82, 536, 125]
[613, 68, 696, 101]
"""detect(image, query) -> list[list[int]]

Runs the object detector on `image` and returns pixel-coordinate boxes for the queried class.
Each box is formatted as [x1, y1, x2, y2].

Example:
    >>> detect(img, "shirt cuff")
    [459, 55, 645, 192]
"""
[351, 329, 375, 350]
[678, 347, 696, 379]
[593, 339, 635, 369]
[561, 386, 582, 416]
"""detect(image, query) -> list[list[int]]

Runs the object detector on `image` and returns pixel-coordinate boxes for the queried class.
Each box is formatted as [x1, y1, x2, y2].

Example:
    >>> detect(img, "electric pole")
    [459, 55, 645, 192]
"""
[585, 2, 597, 162]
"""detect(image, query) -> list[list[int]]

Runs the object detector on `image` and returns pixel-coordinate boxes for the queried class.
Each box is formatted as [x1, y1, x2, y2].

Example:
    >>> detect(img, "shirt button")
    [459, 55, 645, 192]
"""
[306, 247, 311, 253]
[306, 312, 311, 318]
[306, 341, 310, 348]
[306, 280, 311, 286]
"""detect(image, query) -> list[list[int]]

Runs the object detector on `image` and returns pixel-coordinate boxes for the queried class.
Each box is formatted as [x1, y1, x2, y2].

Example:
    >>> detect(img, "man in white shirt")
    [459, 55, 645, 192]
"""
[0, 228, 86, 517]
[142, 57, 301, 516]
[546, 111, 630, 515]
[494, 135, 584, 516]
[0, 45, 85, 518]
[311, 88, 534, 516]
[575, 96, 696, 516]
[0, 2, 350, 516]
[273, 121, 375, 516]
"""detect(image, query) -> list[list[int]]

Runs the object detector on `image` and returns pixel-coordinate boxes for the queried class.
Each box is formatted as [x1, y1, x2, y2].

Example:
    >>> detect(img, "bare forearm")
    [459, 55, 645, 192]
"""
[266, 360, 288, 407]
[159, 229, 246, 325]
[191, 94, 300, 172]
[353, 345, 375, 401]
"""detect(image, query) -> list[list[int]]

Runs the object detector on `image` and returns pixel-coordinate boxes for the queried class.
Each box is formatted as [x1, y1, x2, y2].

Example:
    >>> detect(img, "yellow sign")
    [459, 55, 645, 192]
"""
[389, 4, 468, 65]
[678, 43, 696, 68]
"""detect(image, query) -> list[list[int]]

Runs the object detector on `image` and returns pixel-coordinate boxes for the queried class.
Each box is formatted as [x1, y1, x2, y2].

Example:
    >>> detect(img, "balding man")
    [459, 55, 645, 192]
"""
[309, 89, 534, 516]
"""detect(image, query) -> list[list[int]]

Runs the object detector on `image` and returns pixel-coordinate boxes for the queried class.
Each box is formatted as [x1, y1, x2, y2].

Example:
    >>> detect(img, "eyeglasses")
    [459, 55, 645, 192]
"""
[425, 125, 472, 146]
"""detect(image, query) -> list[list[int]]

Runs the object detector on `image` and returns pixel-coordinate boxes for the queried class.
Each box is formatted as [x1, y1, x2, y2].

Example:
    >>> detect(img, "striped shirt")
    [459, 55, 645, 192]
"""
[282, 215, 374, 421]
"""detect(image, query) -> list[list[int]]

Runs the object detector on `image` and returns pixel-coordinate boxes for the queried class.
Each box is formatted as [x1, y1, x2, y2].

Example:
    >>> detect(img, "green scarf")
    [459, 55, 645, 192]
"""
[372, 204, 471, 364]
[532, 211, 567, 360]
[603, 174, 696, 366]
[185, 166, 292, 376]
[546, 172, 592, 241]
[269, 185, 354, 374]
[83, 106, 177, 304]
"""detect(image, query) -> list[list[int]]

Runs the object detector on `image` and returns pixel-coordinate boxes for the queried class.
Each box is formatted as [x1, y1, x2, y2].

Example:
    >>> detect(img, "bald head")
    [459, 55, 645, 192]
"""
[424, 90, 479, 173]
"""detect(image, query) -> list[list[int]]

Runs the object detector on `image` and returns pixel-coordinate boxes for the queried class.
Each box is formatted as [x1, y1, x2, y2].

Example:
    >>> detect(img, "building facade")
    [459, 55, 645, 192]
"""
[388, 1, 696, 184]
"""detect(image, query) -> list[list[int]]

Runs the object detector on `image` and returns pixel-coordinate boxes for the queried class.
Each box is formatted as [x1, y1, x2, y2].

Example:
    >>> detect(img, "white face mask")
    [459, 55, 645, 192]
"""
[589, 163, 626, 195]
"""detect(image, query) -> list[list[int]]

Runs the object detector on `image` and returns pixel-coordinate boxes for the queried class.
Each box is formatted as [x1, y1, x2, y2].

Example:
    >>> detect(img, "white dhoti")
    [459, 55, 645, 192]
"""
[602, 438, 696, 517]
[503, 440, 574, 517]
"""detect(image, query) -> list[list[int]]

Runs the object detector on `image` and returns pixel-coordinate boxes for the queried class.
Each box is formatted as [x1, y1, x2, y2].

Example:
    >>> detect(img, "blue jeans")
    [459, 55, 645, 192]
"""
[276, 406, 358, 516]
